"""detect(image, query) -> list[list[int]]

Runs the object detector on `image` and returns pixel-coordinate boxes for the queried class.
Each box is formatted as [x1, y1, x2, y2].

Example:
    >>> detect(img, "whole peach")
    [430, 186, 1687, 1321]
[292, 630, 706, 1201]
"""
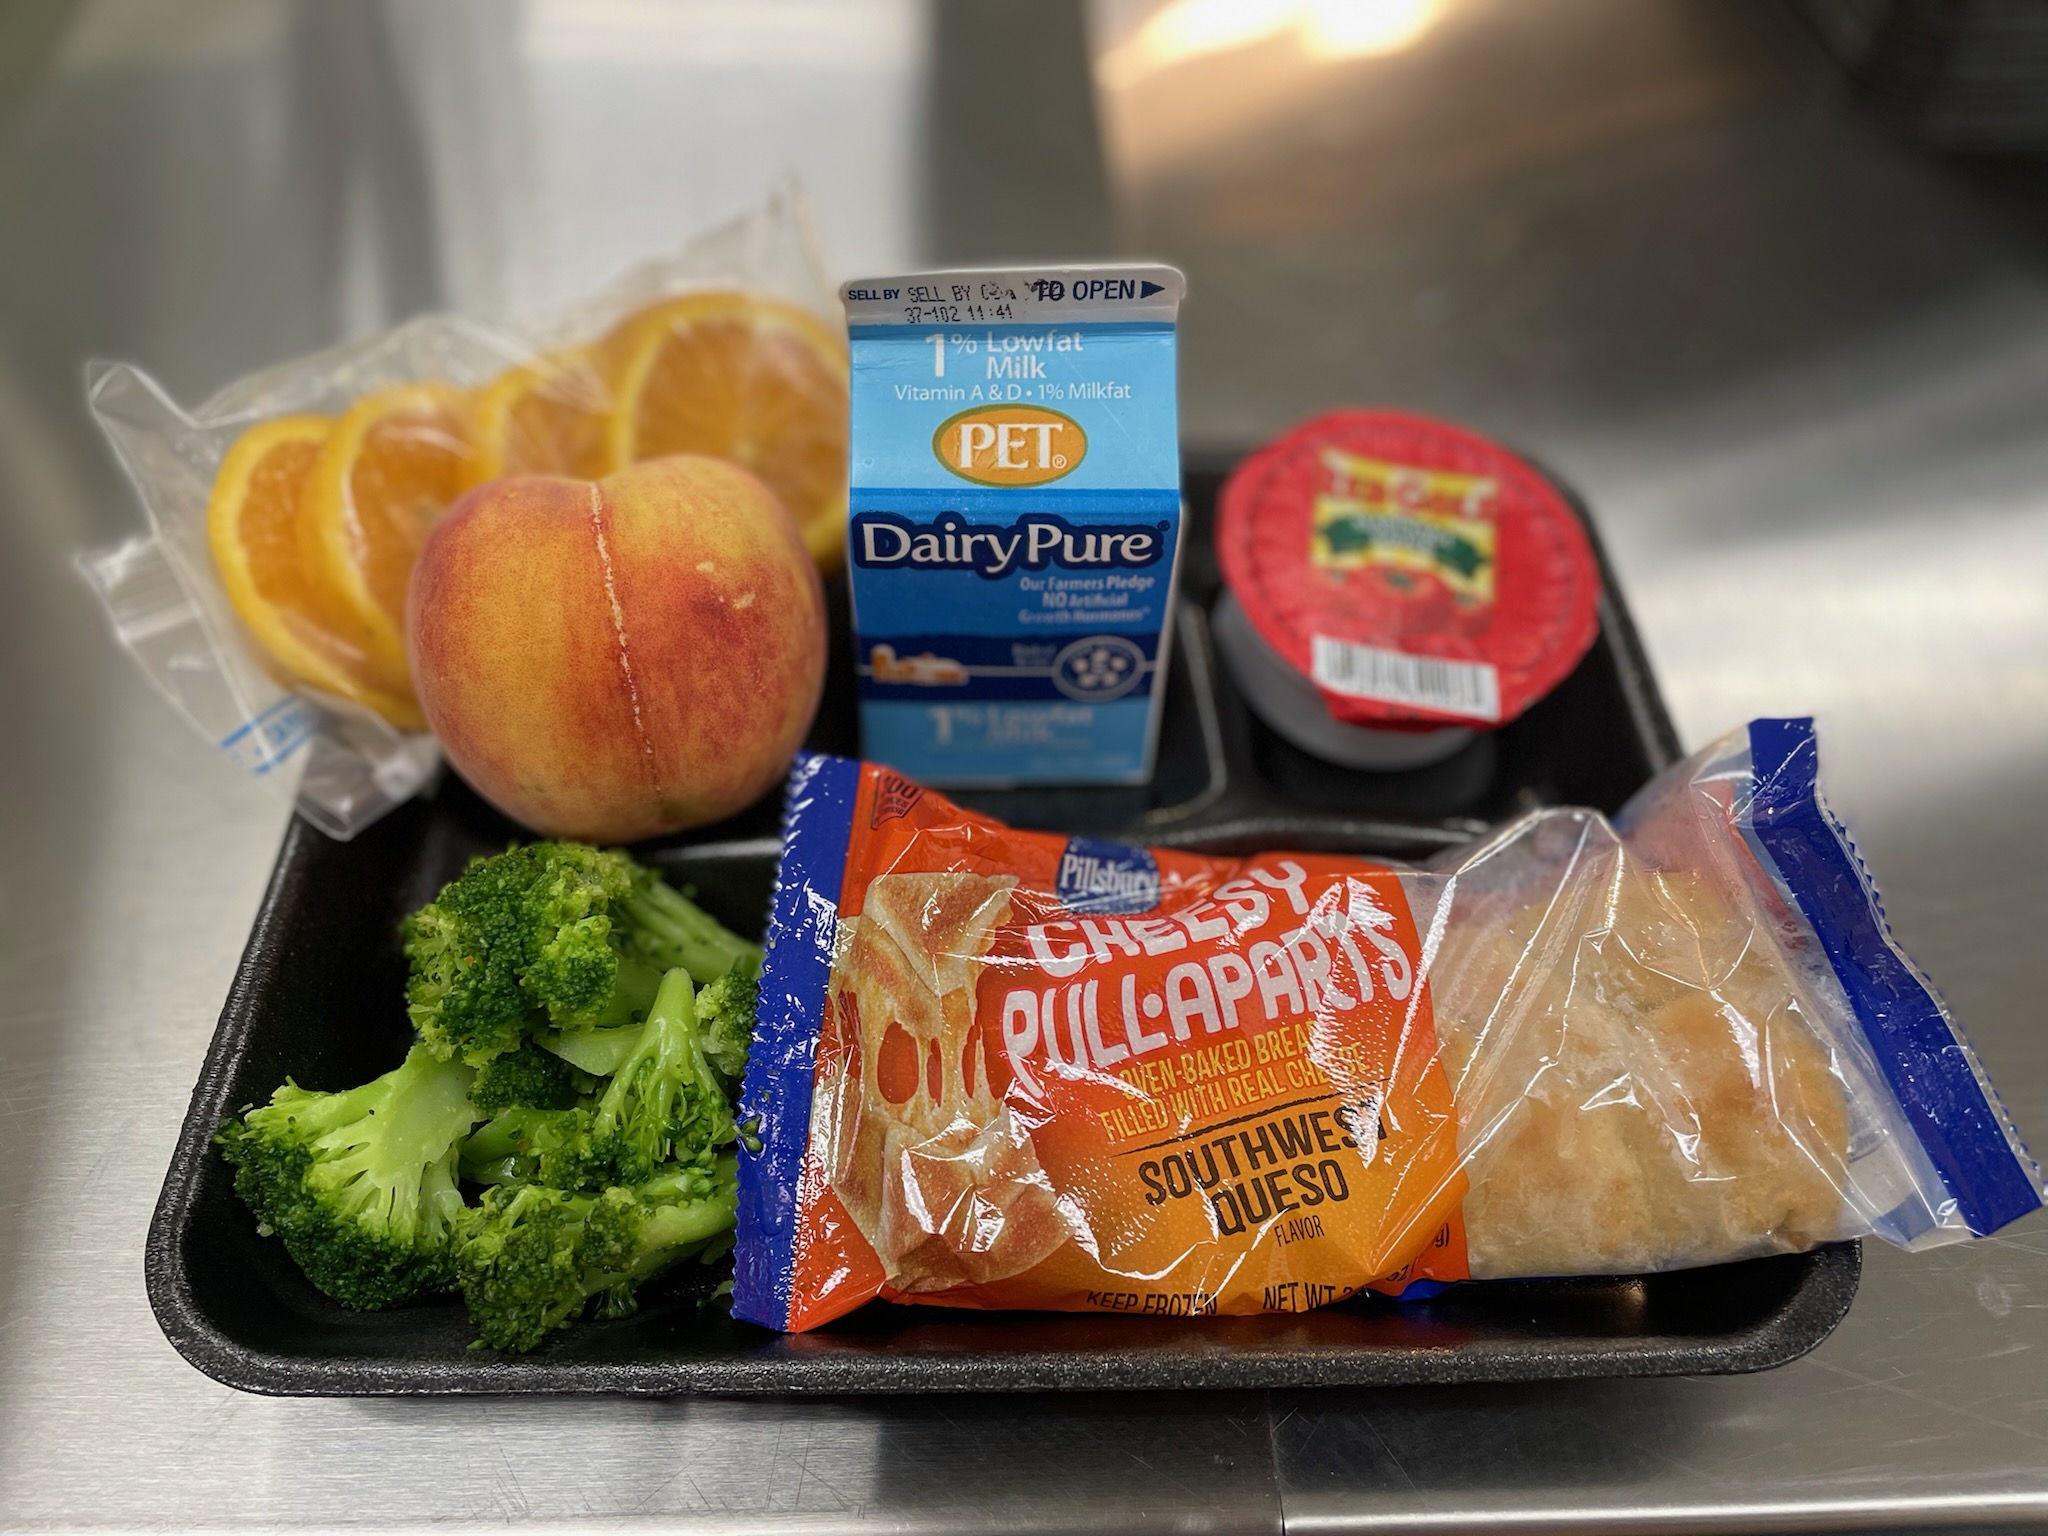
[407, 455, 827, 841]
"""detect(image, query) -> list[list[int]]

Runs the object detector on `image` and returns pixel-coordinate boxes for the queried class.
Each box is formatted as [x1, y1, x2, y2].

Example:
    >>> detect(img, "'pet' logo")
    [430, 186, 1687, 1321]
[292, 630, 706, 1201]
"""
[933, 404, 1085, 487]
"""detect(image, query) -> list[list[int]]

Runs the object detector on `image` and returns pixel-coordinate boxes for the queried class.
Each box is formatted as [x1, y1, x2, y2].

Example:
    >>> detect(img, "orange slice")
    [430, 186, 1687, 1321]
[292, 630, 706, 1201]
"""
[467, 349, 611, 484]
[602, 291, 849, 565]
[207, 416, 425, 730]
[306, 383, 474, 675]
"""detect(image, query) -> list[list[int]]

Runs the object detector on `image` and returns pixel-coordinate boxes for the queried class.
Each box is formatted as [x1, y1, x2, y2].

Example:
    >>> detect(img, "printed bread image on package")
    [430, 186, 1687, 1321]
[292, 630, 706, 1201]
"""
[820, 873, 1072, 1292]
[732, 725, 2043, 1333]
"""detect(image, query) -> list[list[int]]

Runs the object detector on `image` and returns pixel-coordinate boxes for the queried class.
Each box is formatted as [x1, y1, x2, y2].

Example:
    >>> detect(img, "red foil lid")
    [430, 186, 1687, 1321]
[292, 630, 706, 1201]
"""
[1217, 409, 1601, 731]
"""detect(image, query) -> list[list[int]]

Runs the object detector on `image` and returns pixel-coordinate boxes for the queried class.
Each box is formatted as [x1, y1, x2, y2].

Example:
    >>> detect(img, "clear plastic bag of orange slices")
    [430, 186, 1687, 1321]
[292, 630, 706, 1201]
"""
[79, 186, 846, 838]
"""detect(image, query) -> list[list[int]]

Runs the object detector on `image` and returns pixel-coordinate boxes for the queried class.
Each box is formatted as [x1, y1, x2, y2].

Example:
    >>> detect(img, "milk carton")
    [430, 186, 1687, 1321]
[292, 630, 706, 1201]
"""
[841, 266, 1185, 785]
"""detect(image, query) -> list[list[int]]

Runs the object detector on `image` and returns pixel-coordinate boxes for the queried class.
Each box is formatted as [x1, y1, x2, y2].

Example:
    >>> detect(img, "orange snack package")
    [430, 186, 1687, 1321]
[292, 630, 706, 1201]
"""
[733, 728, 2043, 1331]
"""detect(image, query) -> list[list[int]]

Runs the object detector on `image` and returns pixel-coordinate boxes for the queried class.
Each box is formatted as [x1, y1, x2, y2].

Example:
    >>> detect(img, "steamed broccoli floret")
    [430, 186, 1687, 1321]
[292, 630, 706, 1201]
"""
[460, 970, 737, 1192]
[450, 1183, 589, 1351]
[401, 843, 762, 1066]
[537, 1022, 644, 1078]
[618, 867, 764, 988]
[216, 1045, 479, 1310]
[470, 1041, 592, 1116]
[401, 842, 634, 1063]
[579, 1155, 739, 1304]
[584, 967, 736, 1186]
[532, 962, 755, 1087]
[454, 1155, 738, 1352]
[459, 1105, 597, 1189]
[691, 969, 759, 1082]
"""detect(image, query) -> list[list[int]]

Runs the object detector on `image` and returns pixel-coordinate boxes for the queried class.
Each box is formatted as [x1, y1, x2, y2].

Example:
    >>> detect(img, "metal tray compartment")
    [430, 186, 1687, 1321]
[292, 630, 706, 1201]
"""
[144, 456, 1861, 1396]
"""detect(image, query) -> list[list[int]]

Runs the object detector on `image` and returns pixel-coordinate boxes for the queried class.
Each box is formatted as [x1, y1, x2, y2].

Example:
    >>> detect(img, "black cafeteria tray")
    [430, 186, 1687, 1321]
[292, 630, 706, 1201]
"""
[145, 452, 1861, 1396]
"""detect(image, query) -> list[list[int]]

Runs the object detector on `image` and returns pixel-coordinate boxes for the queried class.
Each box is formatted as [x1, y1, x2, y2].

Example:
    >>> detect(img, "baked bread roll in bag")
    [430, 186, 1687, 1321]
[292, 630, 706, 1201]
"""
[1429, 819, 1854, 1277]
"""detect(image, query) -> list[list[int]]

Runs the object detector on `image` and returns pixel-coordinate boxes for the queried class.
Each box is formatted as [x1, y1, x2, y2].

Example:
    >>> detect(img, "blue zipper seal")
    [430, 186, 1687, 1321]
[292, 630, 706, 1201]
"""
[1744, 718, 2042, 1236]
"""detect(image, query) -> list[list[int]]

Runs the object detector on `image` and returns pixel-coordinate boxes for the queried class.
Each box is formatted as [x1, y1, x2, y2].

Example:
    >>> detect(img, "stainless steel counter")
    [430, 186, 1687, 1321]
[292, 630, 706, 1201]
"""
[2, 1, 2043, 1531]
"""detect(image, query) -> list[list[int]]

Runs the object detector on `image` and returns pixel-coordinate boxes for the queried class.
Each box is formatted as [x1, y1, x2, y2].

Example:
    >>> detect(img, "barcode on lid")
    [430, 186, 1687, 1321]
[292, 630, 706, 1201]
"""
[1310, 634, 1501, 722]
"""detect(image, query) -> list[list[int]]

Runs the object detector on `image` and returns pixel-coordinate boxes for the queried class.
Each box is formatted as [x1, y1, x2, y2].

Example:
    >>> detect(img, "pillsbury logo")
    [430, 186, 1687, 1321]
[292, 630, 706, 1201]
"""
[1056, 836, 1160, 915]
[852, 512, 1165, 580]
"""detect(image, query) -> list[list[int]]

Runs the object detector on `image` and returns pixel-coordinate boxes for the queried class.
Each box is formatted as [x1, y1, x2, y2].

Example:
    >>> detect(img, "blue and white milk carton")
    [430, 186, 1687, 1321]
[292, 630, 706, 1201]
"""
[841, 266, 1185, 785]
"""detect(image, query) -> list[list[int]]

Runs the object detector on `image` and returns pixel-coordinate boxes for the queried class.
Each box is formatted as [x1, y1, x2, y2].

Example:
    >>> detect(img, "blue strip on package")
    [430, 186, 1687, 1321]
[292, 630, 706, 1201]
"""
[1743, 718, 2042, 1235]
[733, 753, 861, 1329]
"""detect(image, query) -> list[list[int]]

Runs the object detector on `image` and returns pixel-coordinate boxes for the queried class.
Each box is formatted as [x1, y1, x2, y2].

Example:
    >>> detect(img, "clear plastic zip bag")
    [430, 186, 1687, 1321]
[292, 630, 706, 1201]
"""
[79, 185, 838, 839]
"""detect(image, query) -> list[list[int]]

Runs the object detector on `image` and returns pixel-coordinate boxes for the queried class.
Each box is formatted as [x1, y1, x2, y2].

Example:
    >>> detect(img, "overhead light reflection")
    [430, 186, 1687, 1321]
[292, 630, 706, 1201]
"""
[1110, 0, 1298, 74]
[1300, 0, 1444, 58]
[1099, 0, 1444, 86]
